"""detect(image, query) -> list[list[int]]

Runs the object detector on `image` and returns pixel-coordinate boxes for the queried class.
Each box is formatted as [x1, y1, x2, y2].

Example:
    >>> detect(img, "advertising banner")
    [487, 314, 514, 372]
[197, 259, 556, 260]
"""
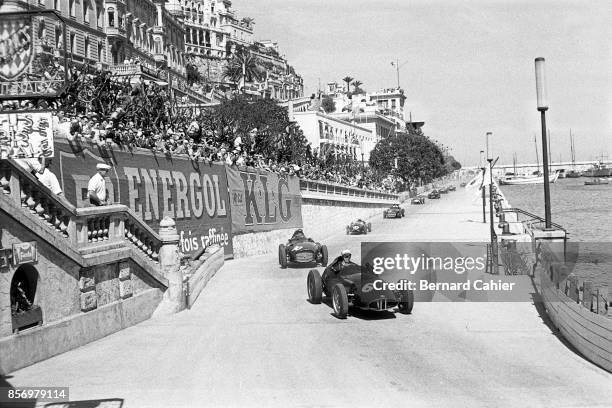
[0, 11, 67, 100]
[226, 166, 302, 234]
[50, 137, 233, 257]
[0, 111, 54, 159]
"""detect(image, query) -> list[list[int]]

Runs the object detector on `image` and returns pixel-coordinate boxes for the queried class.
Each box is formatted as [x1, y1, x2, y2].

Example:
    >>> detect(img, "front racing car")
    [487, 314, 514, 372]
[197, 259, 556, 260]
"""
[346, 220, 372, 235]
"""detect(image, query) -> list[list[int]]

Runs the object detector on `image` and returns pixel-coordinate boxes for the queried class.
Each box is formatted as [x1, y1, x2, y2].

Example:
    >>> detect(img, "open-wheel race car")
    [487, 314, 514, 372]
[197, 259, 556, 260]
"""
[411, 196, 426, 205]
[448, 185, 457, 191]
[346, 219, 372, 235]
[306, 252, 414, 319]
[383, 204, 405, 218]
[428, 189, 441, 199]
[278, 229, 328, 268]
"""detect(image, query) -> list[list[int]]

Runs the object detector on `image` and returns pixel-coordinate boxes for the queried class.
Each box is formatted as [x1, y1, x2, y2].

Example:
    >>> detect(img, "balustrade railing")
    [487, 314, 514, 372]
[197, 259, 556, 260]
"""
[0, 159, 161, 265]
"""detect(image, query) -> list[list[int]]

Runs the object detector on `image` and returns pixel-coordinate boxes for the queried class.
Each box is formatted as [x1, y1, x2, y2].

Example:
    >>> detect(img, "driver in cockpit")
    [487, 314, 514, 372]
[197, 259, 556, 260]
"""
[290, 229, 306, 242]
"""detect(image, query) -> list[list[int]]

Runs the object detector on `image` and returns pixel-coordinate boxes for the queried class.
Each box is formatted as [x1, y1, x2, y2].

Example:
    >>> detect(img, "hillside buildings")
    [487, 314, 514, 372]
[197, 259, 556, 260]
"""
[0, 0, 303, 102]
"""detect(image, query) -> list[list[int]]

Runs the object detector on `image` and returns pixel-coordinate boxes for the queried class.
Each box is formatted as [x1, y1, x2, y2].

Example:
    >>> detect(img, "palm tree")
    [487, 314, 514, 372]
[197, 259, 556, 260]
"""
[342, 76, 353, 93]
[222, 48, 262, 92]
[352, 80, 362, 93]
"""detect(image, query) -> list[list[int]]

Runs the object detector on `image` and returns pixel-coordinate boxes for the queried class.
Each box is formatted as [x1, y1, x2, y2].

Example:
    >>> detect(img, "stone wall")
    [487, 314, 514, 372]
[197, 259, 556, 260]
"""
[0, 210, 81, 338]
[230, 198, 391, 258]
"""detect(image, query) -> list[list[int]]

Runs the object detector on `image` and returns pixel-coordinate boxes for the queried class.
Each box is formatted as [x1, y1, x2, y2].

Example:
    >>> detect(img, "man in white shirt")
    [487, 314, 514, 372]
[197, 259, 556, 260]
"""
[88, 163, 111, 206]
[36, 157, 63, 196]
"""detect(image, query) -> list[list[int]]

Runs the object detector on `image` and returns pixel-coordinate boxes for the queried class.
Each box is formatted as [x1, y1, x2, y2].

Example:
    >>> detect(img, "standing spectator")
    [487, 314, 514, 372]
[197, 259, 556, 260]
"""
[37, 157, 63, 196]
[88, 163, 111, 206]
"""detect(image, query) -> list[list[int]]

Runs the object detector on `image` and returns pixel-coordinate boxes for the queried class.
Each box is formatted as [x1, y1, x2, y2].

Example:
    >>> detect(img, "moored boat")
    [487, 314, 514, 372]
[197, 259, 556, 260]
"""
[499, 172, 559, 185]
[584, 178, 609, 186]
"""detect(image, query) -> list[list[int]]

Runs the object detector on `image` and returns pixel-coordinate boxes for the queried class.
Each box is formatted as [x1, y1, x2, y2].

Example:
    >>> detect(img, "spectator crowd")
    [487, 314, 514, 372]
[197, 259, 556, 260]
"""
[2, 66, 400, 194]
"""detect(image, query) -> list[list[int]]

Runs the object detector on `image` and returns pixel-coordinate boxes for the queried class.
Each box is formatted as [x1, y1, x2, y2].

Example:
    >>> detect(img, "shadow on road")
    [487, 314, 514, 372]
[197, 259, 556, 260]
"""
[315, 297, 398, 320]
[44, 398, 124, 407]
[1, 375, 124, 408]
[528, 277, 587, 362]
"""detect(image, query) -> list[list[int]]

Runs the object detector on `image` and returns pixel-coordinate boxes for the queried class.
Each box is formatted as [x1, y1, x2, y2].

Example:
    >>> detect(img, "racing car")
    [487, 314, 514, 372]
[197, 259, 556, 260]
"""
[439, 186, 449, 194]
[428, 189, 441, 199]
[306, 254, 414, 319]
[278, 229, 328, 268]
[411, 196, 425, 205]
[346, 219, 372, 235]
[383, 204, 405, 218]
[448, 185, 457, 191]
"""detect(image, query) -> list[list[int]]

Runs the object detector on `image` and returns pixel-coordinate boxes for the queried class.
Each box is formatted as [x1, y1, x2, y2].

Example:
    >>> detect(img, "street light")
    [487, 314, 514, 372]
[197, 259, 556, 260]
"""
[486, 131, 492, 160]
[488, 157, 498, 274]
[480, 149, 486, 223]
[535, 57, 552, 229]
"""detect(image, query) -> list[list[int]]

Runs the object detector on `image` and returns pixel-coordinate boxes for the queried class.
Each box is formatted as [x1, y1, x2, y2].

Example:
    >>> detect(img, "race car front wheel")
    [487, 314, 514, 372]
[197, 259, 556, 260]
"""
[367, 223, 372, 232]
[307, 269, 322, 304]
[398, 289, 414, 314]
[279, 244, 287, 268]
[320, 245, 328, 267]
[332, 283, 349, 319]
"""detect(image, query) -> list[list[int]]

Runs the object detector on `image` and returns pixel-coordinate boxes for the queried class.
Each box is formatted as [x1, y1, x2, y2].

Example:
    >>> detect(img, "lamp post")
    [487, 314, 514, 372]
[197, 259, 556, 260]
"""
[480, 150, 486, 222]
[488, 157, 498, 274]
[535, 57, 552, 229]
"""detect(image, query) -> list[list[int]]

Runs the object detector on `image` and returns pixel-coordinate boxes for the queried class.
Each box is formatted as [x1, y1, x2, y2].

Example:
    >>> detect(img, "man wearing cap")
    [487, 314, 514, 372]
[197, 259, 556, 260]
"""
[88, 163, 111, 206]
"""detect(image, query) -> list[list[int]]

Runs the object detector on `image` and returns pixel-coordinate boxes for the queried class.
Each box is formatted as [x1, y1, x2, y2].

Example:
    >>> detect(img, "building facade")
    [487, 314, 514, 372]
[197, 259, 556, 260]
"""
[0, 0, 188, 94]
[292, 111, 374, 162]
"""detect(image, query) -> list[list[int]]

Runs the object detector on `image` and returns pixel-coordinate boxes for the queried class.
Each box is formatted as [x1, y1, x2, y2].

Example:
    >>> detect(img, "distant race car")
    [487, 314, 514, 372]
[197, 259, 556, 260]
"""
[460, 182, 467, 188]
[346, 219, 372, 235]
[278, 230, 328, 268]
[428, 190, 441, 199]
[448, 185, 457, 191]
[439, 187, 449, 194]
[306, 256, 414, 319]
[383, 204, 405, 218]
[411, 197, 425, 205]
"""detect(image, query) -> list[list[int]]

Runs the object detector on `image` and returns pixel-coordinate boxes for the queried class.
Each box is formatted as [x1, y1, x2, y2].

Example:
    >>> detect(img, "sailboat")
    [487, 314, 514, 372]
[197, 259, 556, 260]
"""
[566, 129, 581, 178]
[499, 134, 559, 185]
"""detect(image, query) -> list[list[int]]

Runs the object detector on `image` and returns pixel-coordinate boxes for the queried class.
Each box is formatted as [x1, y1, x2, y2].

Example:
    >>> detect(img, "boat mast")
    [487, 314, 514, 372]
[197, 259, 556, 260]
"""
[534, 133, 540, 174]
[547, 129, 552, 175]
[570, 129, 575, 169]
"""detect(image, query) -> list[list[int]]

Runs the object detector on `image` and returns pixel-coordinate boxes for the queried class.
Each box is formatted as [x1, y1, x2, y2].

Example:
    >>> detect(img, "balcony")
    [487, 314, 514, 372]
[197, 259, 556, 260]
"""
[105, 26, 127, 38]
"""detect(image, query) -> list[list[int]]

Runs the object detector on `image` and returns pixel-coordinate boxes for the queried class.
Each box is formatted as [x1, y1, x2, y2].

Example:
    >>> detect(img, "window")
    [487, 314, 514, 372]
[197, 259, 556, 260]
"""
[69, 0, 75, 17]
[96, 3, 103, 27]
[83, 0, 90, 23]
[98, 42, 103, 61]
[70, 33, 75, 53]
[108, 9, 115, 27]
[84, 38, 90, 58]
[54, 0, 60, 10]
[55, 26, 62, 49]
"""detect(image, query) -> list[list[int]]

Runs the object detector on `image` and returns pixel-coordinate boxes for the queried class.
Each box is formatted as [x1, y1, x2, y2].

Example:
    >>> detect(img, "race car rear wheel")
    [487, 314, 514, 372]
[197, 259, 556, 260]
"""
[332, 283, 349, 319]
[279, 244, 287, 268]
[320, 245, 328, 267]
[307, 269, 322, 304]
[367, 222, 372, 232]
[398, 289, 414, 314]
[383, 212, 387, 219]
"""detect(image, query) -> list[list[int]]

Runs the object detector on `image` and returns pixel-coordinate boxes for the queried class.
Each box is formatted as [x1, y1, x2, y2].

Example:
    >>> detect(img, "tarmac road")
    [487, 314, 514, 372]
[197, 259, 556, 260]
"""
[6, 189, 612, 408]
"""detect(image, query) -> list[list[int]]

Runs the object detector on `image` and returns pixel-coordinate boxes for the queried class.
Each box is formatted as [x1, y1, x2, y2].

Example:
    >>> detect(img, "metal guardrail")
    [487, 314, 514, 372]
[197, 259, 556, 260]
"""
[501, 207, 567, 233]
[299, 179, 399, 201]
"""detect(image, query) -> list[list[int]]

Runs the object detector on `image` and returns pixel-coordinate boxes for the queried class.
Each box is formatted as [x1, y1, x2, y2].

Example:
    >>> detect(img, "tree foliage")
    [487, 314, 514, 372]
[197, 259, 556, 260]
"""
[321, 96, 336, 113]
[208, 96, 311, 163]
[369, 127, 448, 184]
[222, 48, 262, 89]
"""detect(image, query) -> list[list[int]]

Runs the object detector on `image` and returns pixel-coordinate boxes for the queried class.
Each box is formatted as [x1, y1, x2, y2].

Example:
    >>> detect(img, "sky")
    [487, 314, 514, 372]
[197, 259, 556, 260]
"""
[235, 0, 611, 167]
